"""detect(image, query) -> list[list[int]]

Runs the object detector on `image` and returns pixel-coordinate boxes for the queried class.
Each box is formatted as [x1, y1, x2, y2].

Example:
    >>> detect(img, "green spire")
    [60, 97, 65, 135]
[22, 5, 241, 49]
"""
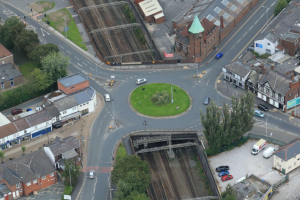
[188, 16, 204, 34]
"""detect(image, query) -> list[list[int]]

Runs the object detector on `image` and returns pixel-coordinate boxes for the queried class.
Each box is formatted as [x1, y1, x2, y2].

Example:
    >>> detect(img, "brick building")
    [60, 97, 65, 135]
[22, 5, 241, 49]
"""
[57, 73, 89, 95]
[0, 63, 25, 90]
[0, 44, 14, 65]
[0, 150, 57, 199]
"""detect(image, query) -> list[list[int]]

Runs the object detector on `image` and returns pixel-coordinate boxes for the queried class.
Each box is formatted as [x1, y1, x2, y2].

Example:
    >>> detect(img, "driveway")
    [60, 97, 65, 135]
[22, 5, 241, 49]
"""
[208, 139, 279, 192]
[21, 179, 64, 200]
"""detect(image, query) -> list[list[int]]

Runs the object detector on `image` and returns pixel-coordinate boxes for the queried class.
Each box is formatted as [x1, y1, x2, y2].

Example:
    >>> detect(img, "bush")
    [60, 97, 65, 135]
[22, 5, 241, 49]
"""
[151, 90, 171, 106]
[274, 0, 289, 16]
[61, 186, 72, 200]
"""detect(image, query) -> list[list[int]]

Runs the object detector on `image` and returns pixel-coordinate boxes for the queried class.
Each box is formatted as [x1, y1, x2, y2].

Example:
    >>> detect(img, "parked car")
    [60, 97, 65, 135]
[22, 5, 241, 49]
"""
[218, 171, 229, 177]
[247, 47, 254, 51]
[221, 175, 233, 181]
[215, 53, 223, 59]
[89, 170, 95, 179]
[216, 166, 230, 172]
[204, 97, 210, 105]
[104, 94, 111, 102]
[11, 109, 22, 115]
[254, 110, 264, 118]
[52, 121, 63, 129]
[26, 108, 32, 112]
[136, 78, 147, 85]
[263, 147, 276, 158]
[258, 104, 268, 112]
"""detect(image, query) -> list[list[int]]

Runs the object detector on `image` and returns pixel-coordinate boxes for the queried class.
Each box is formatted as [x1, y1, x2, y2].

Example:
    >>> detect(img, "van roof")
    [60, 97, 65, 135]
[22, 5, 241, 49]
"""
[256, 139, 266, 146]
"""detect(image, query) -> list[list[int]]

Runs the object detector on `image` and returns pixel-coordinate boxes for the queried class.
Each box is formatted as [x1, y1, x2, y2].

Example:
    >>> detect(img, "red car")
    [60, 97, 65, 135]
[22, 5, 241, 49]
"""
[11, 109, 23, 115]
[221, 175, 233, 182]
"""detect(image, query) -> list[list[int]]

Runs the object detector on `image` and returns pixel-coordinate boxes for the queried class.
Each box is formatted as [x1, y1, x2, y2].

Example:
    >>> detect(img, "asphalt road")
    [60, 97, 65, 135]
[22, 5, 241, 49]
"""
[1, 0, 298, 200]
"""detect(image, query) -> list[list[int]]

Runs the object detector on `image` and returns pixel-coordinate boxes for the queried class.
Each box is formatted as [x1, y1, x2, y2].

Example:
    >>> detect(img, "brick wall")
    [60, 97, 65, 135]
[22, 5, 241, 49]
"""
[252, 0, 260, 7]
[0, 55, 14, 65]
[285, 81, 300, 108]
[1, 75, 24, 90]
[57, 80, 89, 94]
[234, 3, 250, 27]
[280, 38, 300, 56]
[155, 16, 164, 24]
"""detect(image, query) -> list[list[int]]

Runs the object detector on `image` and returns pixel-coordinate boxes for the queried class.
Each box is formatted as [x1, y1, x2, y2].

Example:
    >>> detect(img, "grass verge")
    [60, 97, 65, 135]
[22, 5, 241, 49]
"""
[117, 143, 127, 161]
[19, 61, 38, 77]
[130, 83, 190, 116]
[42, 8, 87, 51]
[35, 1, 55, 12]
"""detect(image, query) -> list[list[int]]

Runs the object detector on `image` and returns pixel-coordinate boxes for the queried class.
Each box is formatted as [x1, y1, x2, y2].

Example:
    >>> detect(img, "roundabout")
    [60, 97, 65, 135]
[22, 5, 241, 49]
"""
[129, 83, 191, 117]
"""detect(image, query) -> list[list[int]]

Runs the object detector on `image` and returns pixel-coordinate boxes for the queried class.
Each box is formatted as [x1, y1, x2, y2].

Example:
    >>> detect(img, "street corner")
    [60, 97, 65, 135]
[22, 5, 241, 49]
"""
[183, 66, 189, 69]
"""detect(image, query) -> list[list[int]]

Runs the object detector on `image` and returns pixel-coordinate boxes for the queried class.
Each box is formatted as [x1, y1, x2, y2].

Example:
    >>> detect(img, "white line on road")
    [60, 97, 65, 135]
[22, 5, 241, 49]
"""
[90, 68, 94, 71]
[59, 45, 64, 49]
[237, 38, 241, 43]
[83, 62, 87, 66]
[66, 50, 71, 54]
[243, 32, 247, 37]
[271, 2, 275, 6]
[74, 56, 80, 60]
[86, 60, 90, 64]
[206, 79, 210, 86]
[255, 20, 258, 24]
[260, 15, 263, 19]
[249, 26, 253, 30]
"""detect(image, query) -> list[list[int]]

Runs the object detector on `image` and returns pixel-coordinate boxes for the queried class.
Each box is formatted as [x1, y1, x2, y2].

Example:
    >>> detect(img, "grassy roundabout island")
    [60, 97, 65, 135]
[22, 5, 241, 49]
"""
[130, 83, 191, 117]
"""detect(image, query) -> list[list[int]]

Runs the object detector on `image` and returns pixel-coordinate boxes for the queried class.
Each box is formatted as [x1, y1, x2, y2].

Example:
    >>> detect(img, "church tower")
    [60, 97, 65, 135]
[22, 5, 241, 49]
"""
[188, 16, 205, 63]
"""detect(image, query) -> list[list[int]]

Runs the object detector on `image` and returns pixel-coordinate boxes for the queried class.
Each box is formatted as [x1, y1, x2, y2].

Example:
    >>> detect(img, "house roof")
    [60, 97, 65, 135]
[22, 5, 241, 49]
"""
[58, 73, 87, 88]
[0, 123, 18, 139]
[189, 16, 204, 34]
[0, 113, 10, 127]
[0, 150, 55, 186]
[224, 60, 252, 77]
[259, 70, 292, 94]
[274, 138, 300, 161]
[239, 51, 254, 63]
[0, 63, 23, 82]
[138, 0, 162, 17]
[276, 44, 284, 51]
[13, 118, 30, 131]
[25, 110, 51, 127]
[53, 96, 78, 112]
[62, 149, 78, 160]
[46, 136, 80, 156]
[265, 32, 279, 43]
[282, 32, 300, 42]
[0, 44, 12, 59]
[44, 105, 60, 118]
[73, 86, 95, 105]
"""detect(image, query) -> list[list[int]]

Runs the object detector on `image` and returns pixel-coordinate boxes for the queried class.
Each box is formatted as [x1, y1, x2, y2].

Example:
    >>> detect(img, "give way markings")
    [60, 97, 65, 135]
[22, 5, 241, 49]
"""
[40, 28, 50, 36]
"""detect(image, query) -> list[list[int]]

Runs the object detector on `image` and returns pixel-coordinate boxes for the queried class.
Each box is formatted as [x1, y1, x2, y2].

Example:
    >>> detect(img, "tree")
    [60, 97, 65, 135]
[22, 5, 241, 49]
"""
[240, 91, 255, 133]
[41, 52, 69, 82]
[124, 190, 150, 200]
[27, 68, 53, 91]
[0, 151, 5, 163]
[30, 43, 60, 67]
[14, 29, 39, 56]
[0, 91, 5, 108]
[222, 184, 237, 200]
[61, 161, 81, 187]
[0, 16, 19, 48]
[229, 95, 243, 141]
[10, 22, 26, 44]
[21, 145, 26, 155]
[274, 0, 288, 16]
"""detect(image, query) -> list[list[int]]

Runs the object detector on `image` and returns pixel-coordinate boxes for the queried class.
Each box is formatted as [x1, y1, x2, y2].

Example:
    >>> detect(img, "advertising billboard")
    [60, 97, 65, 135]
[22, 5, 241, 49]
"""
[287, 97, 300, 109]
[256, 43, 263, 48]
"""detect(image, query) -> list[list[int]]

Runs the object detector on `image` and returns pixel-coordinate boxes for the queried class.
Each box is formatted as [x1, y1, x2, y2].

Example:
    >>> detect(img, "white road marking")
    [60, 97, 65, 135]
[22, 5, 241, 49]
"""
[40, 28, 50, 36]
[66, 50, 72, 54]
[74, 56, 80, 60]
[243, 32, 247, 37]
[90, 68, 94, 71]
[83, 62, 87, 66]
[255, 20, 258, 24]
[59, 45, 64, 49]
[249, 26, 253, 30]
[237, 38, 241, 43]
[206, 79, 210, 86]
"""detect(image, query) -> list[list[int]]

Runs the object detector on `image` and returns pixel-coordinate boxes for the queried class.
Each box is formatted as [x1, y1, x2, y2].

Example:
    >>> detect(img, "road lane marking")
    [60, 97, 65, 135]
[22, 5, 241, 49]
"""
[243, 32, 247, 37]
[74, 56, 80, 60]
[66, 50, 71, 54]
[249, 26, 253, 30]
[83, 62, 87, 66]
[59, 45, 64, 49]
[237, 38, 241, 43]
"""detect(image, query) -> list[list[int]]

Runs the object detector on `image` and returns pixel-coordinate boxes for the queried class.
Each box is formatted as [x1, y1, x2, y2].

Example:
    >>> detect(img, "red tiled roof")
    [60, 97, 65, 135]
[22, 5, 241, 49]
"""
[0, 44, 12, 59]
[276, 45, 284, 51]
[0, 123, 18, 138]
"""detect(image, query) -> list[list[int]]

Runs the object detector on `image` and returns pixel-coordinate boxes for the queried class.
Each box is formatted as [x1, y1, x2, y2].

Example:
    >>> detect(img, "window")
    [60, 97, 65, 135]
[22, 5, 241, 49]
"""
[50, 173, 54, 177]
[222, 0, 229, 6]
[42, 176, 46, 180]
[63, 111, 67, 114]
[278, 94, 281, 100]
[73, 107, 76, 111]
[26, 182, 31, 186]
[267, 43, 270, 46]
[33, 179, 37, 184]
[206, 14, 214, 21]
[16, 183, 20, 188]
[10, 79, 14, 87]
[20, 189, 22, 193]
[230, 5, 237, 12]
[71, 87, 74, 89]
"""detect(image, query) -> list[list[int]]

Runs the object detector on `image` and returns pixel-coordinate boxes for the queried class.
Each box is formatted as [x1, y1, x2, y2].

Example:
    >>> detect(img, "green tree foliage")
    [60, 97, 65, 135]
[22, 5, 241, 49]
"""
[0, 91, 5, 108]
[21, 145, 26, 155]
[200, 91, 255, 153]
[124, 190, 150, 200]
[61, 161, 81, 187]
[0, 16, 19, 48]
[27, 68, 54, 91]
[222, 184, 237, 200]
[30, 43, 60, 67]
[0, 151, 5, 163]
[274, 0, 289, 16]
[151, 91, 171, 106]
[14, 29, 39, 56]
[41, 52, 69, 83]
[112, 155, 150, 200]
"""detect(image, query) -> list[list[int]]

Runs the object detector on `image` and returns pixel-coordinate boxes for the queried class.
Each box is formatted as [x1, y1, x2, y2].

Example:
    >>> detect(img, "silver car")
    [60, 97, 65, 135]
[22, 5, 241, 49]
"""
[89, 170, 95, 179]
[136, 78, 147, 85]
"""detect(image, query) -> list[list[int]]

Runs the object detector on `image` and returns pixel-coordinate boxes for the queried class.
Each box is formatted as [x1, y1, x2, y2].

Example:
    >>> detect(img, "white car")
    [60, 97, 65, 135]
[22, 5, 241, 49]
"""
[104, 94, 110, 102]
[136, 78, 147, 85]
[89, 170, 95, 179]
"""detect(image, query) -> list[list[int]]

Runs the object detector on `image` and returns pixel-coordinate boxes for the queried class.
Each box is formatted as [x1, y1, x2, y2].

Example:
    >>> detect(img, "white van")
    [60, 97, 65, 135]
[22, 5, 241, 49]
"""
[104, 94, 110, 102]
[263, 147, 276, 158]
[251, 139, 266, 155]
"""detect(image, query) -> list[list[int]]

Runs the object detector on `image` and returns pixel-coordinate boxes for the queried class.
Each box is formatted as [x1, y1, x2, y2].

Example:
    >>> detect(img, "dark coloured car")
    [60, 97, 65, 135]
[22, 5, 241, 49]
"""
[52, 121, 63, 129]
[258, 104, 268, 112]
[26, 108, 32, 112]
[218, 171, 229, 177]
[204, 97, 210, 105]
[216, 166, 230, 172]
[215, 53, 223, 59]
[11, 109, 23, 115]
[221, 175, 233, 181]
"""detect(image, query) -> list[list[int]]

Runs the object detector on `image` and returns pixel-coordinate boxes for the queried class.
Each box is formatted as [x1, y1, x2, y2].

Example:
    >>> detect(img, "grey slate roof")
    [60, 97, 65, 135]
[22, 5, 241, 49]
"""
[44, 104, 60, 118]
[0, 150, 55, 186]
[58, 73, 87, 88]
[259, 70, 292, 94]
[62, 149, 78, 160]
[274, 138, 300, 161]
[282, 32, 300, 42]
[0, 63, 23, 82]
[265, 32, 279, 43]
[73, 86, 95, 105]
[239, 51, 254, 63]
[53, 96, 78, 112]
[224, 60, 251, 77]
[25, 110, 51, 127]
[46, 136, 80, 156]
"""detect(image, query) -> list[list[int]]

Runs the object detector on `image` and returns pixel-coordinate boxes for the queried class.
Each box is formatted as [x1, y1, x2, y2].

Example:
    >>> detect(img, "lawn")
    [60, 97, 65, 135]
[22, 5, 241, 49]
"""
[42, 8, 87, 51]
[35, 1, 55, 12]
[116, 143, 127, 161]
[130, 83, 190, 116]
[19, 61, 38, 77]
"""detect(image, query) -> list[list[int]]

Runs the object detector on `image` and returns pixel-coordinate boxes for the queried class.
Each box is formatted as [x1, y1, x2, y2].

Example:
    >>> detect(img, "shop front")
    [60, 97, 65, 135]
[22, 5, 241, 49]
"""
[19, 133, 32, 142]
[61, 111, 81, 125]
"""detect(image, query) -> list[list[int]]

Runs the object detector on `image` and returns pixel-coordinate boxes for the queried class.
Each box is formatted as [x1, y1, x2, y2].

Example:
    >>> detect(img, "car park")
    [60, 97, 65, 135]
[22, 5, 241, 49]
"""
[11, 109, 22, 115]
[204, 97, 210, 105]
[216, 166, 229, 172]
[221, 175, 233, 181]
[218, 171, 229, 177]
[254, 110, 264, 118]
[258, 104, 268, 112]
[104, 94, 111, 102]
[136, 78, 147, 85]
[215, 53, 223, 59]
[89, 170, 95, 179]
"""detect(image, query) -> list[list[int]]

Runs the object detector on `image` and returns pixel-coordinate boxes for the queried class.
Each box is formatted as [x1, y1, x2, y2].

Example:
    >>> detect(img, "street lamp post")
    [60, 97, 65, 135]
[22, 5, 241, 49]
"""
[171, 85, 173, 103]
[266, 115, 269, 136]
[63, 17, 67, 37]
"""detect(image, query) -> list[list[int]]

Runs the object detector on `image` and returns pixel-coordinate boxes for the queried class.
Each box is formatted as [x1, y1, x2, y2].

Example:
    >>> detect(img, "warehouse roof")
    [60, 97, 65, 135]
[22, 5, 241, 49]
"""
[139, 0, 162, 17]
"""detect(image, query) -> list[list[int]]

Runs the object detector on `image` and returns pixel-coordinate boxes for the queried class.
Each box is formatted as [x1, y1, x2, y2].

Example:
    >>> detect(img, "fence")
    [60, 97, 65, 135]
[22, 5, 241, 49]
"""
[247, 133, 288, 146]
[273, 174, 289, 188]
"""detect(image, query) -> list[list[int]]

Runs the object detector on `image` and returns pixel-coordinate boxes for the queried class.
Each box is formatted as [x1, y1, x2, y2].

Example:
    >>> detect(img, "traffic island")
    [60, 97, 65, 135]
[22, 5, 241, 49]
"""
[129, 83, 192, 118]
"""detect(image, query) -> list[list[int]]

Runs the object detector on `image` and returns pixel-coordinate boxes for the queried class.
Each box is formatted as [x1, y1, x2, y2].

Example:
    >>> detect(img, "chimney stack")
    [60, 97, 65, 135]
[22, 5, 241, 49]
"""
[291, 74, 295, 80]
[290, 81, 293, 88]
[263, 68, 267, 75]
[271, 65, 274, 70]
[220, 16, 224, 29]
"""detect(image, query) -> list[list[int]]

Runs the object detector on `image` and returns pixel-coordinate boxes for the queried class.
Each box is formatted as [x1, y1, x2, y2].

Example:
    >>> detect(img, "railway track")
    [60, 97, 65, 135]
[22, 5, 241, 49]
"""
[177, 149, 197, 198]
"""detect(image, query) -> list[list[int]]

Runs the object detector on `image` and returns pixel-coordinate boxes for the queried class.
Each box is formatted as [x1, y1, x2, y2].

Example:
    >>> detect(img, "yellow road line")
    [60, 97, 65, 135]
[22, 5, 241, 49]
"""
[66, 6, 74, 9]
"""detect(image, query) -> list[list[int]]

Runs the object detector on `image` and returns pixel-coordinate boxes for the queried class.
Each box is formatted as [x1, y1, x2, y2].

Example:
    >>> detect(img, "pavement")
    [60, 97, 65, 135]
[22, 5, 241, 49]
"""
[208, 140, 279, 192]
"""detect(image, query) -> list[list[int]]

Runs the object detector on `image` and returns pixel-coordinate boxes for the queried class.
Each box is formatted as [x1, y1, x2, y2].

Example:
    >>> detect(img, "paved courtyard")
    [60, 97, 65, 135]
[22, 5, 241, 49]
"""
[208, 139, 279, 192]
